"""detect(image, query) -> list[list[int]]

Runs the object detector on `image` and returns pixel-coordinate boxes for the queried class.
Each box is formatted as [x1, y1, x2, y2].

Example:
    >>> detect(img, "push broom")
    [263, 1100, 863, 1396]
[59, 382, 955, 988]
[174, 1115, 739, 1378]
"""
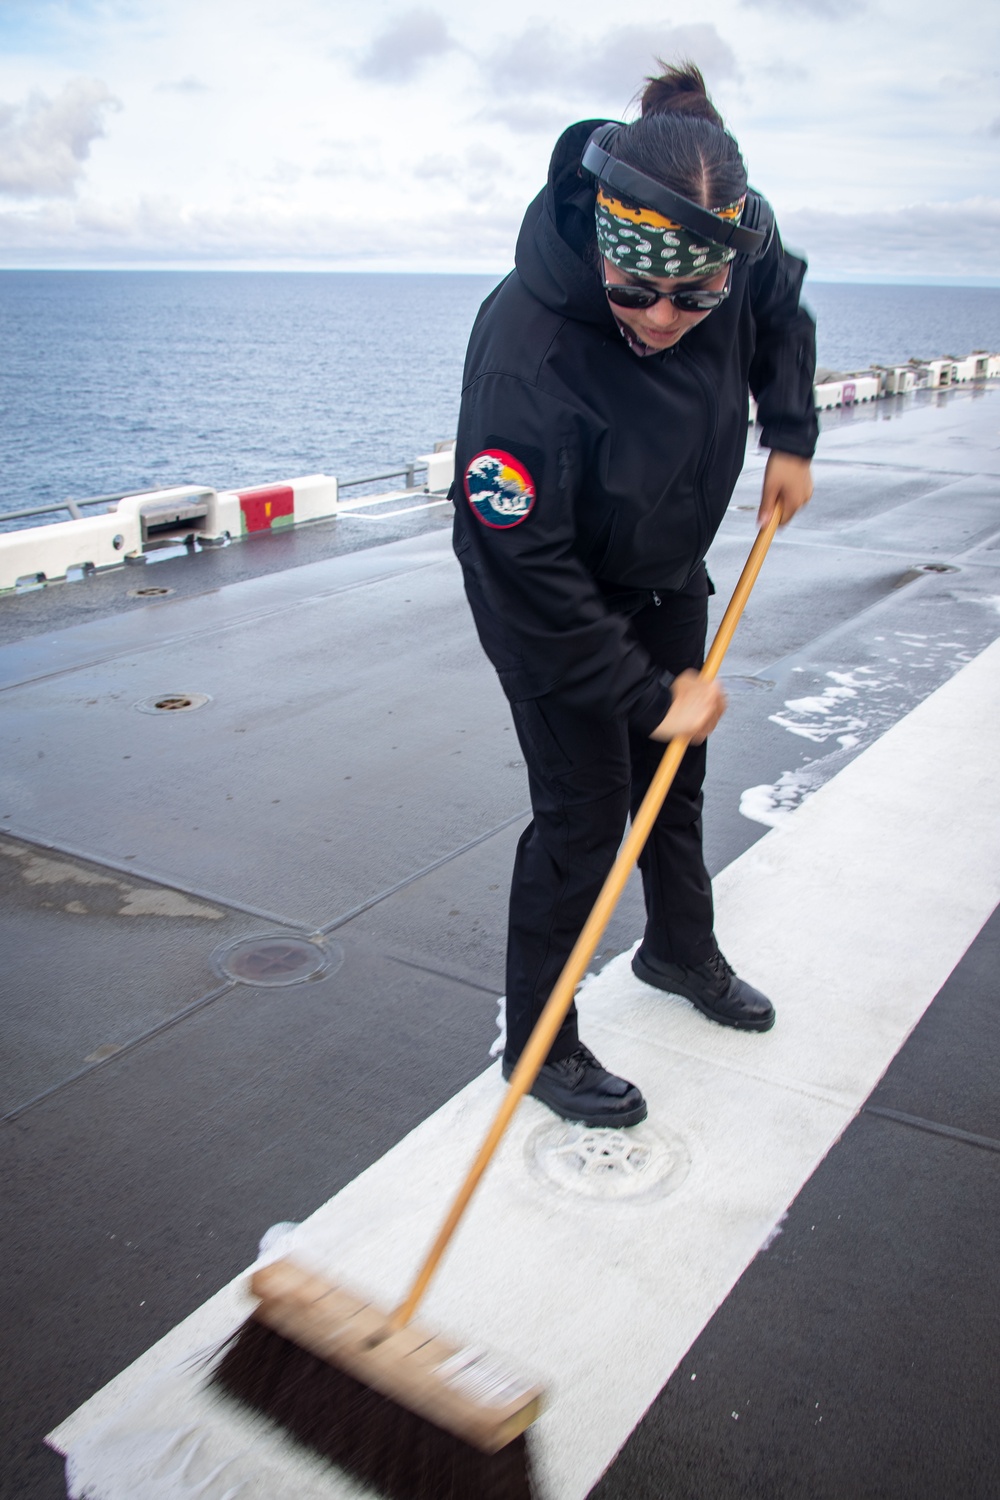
[210, 506, 783, 1500]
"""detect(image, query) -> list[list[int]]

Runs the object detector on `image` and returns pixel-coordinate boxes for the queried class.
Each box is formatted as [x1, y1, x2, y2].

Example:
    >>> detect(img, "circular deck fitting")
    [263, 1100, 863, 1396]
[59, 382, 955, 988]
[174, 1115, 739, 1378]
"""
[894, 561, 961, 589]
[214, 933, 340, 988]
[525, 1118, 691, 1204]
[127, 585, 174, 598]
[721, 675, 775, 694]
[135, 692, 212, 714]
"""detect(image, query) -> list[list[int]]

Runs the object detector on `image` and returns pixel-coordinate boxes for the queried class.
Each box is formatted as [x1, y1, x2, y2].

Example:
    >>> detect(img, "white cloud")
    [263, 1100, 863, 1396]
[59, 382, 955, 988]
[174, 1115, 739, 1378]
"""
[780, 198, 1000, 281]
[355, 9, 457, 83]
[412, 144, 508, 202]
[0, 77, 119, 198]
[569, 23, 739, 98]
[483, 22, 738, 110]
[756, 58, 809, 83]
[742, 0, 868, 14]
[6, 188, 997, 282]
[413, 154, 460, 180]
[473, 100, 578, 137]
[0, 0, 996, 280]
[155, 77, 210, 94]
[0, 189, 524, 270]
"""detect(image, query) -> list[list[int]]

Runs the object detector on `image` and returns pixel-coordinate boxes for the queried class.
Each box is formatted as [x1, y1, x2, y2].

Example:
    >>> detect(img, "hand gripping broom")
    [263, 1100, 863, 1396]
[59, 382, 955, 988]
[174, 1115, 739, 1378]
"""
[210, 509, 782, 1500]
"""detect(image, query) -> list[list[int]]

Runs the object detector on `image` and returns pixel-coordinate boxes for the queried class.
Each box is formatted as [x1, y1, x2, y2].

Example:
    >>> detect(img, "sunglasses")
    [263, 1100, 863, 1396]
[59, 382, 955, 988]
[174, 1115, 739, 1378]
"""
[603, 264, 732, 314]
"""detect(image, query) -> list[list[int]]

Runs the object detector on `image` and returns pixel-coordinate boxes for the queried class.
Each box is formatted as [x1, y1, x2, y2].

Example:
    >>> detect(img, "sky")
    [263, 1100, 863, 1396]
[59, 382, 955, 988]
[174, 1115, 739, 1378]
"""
[0, 0, 997, 281]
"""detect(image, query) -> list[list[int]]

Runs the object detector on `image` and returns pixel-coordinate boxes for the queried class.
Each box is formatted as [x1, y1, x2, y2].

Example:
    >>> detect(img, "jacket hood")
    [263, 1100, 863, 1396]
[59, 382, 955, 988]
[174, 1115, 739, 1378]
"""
[514, 119, 619, 332]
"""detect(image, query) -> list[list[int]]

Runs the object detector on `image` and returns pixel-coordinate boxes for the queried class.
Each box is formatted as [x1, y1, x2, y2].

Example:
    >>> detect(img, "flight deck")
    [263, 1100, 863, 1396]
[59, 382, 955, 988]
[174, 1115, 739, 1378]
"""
[1, 383, 998, 1500]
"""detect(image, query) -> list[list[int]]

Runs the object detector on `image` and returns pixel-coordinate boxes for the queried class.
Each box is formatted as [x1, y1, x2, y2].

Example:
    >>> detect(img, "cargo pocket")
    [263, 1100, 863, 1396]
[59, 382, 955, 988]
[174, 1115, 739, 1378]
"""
[512, 696, 627, 792]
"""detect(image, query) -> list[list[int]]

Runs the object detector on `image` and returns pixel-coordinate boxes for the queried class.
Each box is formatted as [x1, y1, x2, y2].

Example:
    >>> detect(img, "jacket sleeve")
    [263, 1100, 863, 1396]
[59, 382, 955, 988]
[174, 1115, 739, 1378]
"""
[748, 214, 818, 459]
[453, 371, 672, 735]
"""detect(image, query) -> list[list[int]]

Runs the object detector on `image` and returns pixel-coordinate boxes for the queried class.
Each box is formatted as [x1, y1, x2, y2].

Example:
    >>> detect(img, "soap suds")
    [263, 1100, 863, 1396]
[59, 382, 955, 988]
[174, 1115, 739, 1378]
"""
[740, 768, 821, 827]
[743, 629, 981, 828]
[490, 995, 506, 1059]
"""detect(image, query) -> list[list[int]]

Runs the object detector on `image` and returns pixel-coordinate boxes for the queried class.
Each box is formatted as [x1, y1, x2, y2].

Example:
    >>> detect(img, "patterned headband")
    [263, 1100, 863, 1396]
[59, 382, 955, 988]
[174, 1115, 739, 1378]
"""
[595, 187, 746, 281]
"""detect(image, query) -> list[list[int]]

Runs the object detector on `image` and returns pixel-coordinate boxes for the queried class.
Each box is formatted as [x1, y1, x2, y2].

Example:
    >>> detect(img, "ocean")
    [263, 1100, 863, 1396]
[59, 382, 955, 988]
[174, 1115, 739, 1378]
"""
[2, 271, 999, 522]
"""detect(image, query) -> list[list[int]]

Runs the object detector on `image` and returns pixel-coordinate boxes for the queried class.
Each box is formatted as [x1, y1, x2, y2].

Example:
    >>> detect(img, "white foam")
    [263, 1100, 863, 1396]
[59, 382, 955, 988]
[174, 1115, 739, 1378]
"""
[770, 673, 870, 744]
[739, 773, 812, 827]
[489, 993, 506, 1059]
[768, 635, 977, 750]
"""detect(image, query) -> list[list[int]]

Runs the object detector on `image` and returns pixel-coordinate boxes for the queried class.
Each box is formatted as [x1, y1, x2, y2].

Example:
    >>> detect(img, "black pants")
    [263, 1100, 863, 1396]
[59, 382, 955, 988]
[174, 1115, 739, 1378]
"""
[504, 572, 714, 1066]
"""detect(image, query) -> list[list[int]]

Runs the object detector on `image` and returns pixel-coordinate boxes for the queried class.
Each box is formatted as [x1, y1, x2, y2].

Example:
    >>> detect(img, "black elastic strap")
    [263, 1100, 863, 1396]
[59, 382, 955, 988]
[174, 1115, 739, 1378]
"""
[581, 123, 767, 258]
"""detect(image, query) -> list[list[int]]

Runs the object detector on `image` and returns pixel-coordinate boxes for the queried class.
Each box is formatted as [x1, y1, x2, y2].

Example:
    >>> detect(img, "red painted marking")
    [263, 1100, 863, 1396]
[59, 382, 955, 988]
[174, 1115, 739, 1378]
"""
[238, 485, 294, 533]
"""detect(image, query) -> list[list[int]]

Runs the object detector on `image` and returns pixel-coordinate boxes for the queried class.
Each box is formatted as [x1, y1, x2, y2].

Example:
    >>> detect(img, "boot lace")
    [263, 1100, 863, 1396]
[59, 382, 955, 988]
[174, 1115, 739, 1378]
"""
[705, 949, 735, 984]
[565, 1042, 603, 1077]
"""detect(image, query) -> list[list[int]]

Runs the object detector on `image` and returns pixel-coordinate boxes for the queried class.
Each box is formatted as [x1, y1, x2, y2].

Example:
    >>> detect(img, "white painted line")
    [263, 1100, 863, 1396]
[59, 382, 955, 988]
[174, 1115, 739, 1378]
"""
[334, 488, 416, 512]
[49, 638, 1000, 1500]
[341, 499, 453, 520]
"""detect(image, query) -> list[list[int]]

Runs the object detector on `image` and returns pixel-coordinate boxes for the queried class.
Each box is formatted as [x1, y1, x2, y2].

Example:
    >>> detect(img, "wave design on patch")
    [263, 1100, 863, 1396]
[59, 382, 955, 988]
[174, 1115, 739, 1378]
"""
[464, 449, 536, 529]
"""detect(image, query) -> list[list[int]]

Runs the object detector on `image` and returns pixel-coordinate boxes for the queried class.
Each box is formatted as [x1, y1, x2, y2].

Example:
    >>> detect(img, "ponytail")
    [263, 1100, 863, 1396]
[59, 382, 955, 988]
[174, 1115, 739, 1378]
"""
[639, 62, 725, 129]
[612, 60, 746, 211]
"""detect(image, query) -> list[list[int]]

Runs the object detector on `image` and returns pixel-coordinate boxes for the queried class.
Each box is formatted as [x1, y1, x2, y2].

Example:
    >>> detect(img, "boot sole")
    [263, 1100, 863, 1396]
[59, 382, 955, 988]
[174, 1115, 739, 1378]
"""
[501, 1069, 648, 1129]
[528, 1090, 649, 1128]
[631, 953, 775, 1032]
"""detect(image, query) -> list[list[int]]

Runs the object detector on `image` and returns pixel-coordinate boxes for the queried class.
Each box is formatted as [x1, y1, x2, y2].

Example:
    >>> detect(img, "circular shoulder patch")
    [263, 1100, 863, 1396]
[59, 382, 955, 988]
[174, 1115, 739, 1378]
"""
[464, 449, 536, 529]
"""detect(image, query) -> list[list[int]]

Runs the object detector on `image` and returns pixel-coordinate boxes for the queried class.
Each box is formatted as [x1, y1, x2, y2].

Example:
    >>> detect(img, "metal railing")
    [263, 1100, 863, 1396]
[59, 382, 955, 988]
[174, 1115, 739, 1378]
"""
[337, 462, 426, 494]
[0, 490, 144, 524]
[2, 462, 430, 529]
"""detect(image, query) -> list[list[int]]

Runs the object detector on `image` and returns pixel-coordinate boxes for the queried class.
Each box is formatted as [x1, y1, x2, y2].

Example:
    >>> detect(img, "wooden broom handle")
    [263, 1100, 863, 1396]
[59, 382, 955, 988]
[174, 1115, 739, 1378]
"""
[392, 506, 782, 1329]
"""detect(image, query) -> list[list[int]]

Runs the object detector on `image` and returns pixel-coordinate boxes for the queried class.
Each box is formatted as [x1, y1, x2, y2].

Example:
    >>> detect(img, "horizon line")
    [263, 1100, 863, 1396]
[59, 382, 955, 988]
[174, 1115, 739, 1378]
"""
[1, 265, 1000, 289]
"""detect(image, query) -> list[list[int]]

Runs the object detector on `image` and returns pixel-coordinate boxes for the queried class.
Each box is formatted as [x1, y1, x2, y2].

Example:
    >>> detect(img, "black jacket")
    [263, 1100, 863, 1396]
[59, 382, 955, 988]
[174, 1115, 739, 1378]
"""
[453, 119, 818, 736]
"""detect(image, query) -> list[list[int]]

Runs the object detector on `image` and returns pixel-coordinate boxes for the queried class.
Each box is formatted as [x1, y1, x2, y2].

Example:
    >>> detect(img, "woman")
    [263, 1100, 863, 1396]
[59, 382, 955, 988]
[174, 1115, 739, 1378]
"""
[453, 63, 816, 1128]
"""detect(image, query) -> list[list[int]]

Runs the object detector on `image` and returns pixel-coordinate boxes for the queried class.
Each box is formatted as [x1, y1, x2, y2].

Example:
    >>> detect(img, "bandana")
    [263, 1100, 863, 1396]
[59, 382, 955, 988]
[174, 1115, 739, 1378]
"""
[595, 186, 746, 280]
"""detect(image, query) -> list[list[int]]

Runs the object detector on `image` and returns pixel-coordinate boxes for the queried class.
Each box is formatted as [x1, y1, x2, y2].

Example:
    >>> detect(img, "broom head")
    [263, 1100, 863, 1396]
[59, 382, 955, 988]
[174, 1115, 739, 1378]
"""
[210, 1258, 544, 1498]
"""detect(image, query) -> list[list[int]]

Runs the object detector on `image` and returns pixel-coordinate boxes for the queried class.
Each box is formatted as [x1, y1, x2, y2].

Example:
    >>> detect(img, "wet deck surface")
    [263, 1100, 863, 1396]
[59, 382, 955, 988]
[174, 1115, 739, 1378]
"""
[2, 385, 999, 1499]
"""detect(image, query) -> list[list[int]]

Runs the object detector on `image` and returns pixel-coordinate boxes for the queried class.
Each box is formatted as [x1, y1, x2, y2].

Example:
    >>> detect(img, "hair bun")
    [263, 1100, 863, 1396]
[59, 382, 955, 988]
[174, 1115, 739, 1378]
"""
[640, 61, 724, 128]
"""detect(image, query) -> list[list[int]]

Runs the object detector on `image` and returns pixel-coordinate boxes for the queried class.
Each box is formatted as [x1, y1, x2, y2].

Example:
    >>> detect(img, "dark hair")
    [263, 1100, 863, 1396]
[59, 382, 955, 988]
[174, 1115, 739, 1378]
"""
[613, 62, 747, 210]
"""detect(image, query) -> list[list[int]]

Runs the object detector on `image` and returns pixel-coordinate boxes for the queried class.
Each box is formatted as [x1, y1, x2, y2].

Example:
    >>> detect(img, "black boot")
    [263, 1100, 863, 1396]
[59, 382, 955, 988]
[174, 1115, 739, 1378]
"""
[502, 1042, 647, 1127]
[632, 944, 775, 1031]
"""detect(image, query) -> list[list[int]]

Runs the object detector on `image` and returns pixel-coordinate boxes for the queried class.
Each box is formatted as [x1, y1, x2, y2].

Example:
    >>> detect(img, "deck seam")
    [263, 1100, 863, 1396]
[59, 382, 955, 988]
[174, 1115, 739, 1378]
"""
[0, 824, 312, 929]
[316, 808, 531, 934]
[0, 553, 451, 693]
[383, 950, 503, 997]
[2, 981, 235, 1125]
[864, 1104, 1000, 1154]
[748, 566, 1000, 681]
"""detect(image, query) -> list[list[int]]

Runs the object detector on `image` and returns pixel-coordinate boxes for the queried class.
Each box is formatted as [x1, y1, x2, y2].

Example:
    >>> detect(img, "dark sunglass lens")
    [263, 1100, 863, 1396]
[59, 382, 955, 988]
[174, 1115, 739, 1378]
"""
[606, 284, 658, 310]
[672, 292, 721, 313]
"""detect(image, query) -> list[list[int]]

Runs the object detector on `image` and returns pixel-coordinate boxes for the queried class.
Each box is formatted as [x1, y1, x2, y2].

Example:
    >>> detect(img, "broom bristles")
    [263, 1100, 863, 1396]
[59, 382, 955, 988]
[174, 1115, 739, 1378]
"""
[210, 1316, 539, 1500]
